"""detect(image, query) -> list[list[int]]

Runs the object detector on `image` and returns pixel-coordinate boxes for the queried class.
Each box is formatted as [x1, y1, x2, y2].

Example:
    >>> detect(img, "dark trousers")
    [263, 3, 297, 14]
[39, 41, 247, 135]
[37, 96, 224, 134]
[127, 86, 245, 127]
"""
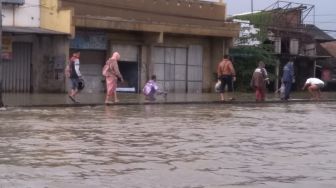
[283, 81, 292, 100]
[219, 75, 233, 93]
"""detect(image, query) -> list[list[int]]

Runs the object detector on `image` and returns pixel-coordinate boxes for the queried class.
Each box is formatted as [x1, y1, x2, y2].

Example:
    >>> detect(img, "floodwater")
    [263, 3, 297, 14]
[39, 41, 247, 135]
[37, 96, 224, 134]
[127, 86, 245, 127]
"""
[0, 103, 336, 188]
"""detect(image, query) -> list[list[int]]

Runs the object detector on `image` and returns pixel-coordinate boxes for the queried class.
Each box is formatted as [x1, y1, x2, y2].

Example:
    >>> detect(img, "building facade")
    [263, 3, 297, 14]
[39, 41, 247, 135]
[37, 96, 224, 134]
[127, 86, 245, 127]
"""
[1, 0, 73, 92]
[1, 0, 239, 93]
[62, 0, 239, 94]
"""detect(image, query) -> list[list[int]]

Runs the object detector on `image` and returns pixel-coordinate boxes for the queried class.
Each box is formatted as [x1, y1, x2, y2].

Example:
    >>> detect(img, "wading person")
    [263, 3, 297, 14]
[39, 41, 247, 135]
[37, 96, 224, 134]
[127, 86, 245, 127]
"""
[143, 75, 167, 101]
[217, 55, 236, 101]
[103, 52, 124, 104]
[67, 52, 82, 104]
[281, 59, 295, 100]
[302, 77, 325, 100]
[250, 61, 269, 102]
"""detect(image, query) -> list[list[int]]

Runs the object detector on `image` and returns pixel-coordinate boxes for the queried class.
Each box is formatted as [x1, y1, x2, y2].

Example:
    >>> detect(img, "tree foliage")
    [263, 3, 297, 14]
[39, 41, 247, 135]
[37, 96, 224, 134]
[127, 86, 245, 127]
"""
[230, 45, 277, 91]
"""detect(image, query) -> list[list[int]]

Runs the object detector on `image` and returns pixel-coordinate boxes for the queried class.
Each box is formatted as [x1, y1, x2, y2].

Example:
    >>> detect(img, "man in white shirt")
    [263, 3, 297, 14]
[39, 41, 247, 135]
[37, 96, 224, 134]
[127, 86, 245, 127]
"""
[302, 78, 325, 100]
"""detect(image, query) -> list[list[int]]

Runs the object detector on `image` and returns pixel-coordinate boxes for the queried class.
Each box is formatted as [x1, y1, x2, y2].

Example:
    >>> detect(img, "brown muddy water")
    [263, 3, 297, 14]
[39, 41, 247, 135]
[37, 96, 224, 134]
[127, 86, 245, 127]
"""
[0, 103, 336, 188]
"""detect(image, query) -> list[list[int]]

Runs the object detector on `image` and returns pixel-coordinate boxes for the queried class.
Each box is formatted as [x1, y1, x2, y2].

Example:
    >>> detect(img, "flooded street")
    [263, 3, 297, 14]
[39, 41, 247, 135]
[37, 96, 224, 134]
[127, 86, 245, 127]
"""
[0, 103, 336, 188]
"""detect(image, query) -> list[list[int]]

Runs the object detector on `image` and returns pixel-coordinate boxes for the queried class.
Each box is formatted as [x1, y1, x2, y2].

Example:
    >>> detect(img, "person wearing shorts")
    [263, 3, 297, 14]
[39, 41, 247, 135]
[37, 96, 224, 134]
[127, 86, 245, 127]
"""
[217, 55, 236, 101]
[302, 77, 325, 100]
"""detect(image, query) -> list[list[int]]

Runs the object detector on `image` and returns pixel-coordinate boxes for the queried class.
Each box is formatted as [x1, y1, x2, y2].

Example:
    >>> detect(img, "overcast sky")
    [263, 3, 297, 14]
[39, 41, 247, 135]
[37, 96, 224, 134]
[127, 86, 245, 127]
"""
[205, 0, 336, 38]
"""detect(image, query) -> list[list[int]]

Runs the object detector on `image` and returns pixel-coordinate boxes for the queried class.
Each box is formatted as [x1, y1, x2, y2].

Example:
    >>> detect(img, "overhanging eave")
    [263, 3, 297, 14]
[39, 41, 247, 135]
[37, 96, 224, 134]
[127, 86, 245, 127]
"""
[74, 16, 240, 38]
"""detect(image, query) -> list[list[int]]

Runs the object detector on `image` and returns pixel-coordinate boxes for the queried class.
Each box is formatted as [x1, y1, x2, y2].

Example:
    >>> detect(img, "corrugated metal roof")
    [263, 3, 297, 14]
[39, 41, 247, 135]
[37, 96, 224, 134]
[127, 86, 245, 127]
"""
[321, 41, 336, 58]
[304, 24, 335, 41]
[3, 26, 67, 35]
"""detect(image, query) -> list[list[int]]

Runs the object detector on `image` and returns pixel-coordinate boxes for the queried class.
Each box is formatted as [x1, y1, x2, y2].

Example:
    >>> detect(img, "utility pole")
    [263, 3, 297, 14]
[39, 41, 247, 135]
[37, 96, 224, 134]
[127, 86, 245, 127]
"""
[0, 0, 4, 107]
[251, 0, 254, 13]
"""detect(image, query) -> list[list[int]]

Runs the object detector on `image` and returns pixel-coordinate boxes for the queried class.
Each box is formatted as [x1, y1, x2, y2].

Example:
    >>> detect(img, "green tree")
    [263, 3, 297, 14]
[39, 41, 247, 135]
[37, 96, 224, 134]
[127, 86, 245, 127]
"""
[230, 45, 276, 91]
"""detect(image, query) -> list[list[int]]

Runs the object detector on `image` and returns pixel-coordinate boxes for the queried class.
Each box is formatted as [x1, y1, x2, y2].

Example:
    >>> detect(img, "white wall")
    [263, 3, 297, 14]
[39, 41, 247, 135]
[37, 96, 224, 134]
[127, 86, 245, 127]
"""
[3, 0, 40, 27]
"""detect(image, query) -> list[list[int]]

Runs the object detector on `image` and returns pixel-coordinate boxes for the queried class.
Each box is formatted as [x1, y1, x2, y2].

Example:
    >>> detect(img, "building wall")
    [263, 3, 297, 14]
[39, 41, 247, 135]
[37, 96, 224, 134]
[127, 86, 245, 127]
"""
[1, 34, 69, 93]
[142, 34, 227, 92]
[32, 35, 69, 92]
[40, 0, 74, 35]
[3, 0, 73, 35]
[61, 0, 226, 27]
[3, 0, 40, 27]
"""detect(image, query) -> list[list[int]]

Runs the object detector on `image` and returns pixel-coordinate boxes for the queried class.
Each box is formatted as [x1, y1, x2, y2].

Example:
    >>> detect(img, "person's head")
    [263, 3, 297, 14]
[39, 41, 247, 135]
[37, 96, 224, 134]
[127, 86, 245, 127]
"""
[258, 61, 265, 68]
[111, 52, 120, 61]
[288, 57, 295, 63]
[73, 51, 80, 58]
[223, 54, 230, 59]
[151, 75, 157, 81]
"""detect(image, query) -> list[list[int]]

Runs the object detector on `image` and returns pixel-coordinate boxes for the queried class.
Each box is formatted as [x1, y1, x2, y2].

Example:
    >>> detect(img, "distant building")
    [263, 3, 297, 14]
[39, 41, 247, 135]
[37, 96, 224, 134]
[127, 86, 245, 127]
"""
[233, 19, 261, 46]
[319, 41, 336, 89]
[233, 2, 335, 91]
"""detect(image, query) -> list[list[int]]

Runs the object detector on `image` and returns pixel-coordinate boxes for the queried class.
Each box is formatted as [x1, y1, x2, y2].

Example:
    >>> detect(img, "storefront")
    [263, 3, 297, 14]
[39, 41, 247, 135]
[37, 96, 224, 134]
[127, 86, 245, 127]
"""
[152, 45, 203, 93]
[1, 29, 68, 93]
[70, 30, 141, 93]
[62, 0, 240, 93]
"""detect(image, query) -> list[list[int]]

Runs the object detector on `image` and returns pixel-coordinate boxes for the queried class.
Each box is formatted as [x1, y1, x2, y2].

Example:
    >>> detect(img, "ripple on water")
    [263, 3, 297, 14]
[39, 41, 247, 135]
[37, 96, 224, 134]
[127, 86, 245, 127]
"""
[0, 103, 336, 187]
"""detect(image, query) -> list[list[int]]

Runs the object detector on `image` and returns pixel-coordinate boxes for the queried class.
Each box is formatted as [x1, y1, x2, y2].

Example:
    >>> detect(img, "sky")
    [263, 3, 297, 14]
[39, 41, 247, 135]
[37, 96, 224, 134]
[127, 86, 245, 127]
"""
[205, 0, 336, 38]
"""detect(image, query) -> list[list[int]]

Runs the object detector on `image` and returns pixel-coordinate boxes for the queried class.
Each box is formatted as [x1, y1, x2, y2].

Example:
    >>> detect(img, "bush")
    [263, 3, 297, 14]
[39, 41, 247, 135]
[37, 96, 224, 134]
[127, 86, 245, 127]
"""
[230, 46, 276, 91]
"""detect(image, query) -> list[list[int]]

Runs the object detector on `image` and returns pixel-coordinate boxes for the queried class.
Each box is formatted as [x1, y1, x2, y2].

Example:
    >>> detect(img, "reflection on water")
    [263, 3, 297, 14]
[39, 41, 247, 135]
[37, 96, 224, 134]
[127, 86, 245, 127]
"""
[0, 103, 336, 187]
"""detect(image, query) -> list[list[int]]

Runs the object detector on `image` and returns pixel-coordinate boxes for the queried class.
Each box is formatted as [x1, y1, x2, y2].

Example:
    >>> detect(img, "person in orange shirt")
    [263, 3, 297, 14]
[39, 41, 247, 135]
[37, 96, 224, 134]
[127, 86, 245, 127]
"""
[217, 55, 236, 101]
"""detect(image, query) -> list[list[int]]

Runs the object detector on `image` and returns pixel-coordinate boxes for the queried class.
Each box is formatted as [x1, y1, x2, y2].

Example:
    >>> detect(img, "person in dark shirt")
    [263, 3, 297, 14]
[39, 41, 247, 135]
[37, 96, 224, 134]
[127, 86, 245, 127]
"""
[281, 60, 295, 100]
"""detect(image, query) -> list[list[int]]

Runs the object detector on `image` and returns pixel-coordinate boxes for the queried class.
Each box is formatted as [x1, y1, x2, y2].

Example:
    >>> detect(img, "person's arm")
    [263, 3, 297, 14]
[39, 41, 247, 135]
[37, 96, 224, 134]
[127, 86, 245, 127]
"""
[263, 68, 270, 84]
[229, 62, 236, 81]
[302, 84, 307, 90]
[302, 81, 309, 90]
[113, 61, 124, 82]
[74, 59, 81, 77]
[217, 63, 222, 79]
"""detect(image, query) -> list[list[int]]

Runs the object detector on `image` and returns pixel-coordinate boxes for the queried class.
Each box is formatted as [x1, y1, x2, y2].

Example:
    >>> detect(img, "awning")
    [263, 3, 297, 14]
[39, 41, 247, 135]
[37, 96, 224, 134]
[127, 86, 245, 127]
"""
[3, 26, 68, 35]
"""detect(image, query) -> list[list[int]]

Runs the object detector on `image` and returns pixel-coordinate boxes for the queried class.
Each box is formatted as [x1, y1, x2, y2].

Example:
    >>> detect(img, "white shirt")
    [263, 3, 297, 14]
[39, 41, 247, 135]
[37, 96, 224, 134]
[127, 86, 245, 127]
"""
[305, 78, 324, 85]
[74, 59, 81, 77]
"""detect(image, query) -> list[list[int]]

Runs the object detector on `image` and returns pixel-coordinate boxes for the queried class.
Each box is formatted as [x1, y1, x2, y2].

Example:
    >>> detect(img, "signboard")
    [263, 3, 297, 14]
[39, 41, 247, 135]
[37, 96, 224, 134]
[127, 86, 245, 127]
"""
[70, 31, 108, 50]
[2, 36, 13, 60]
[2, 0, 25, 5]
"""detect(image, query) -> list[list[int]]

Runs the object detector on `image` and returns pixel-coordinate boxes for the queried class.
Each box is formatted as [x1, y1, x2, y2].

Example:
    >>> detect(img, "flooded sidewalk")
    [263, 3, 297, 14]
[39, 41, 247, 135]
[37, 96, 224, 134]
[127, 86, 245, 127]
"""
[2, 92, 336, 107]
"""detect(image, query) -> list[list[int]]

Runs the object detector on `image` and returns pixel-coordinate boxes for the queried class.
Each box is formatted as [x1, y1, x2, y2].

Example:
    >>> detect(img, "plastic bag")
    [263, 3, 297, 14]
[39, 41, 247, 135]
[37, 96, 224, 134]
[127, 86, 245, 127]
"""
[215, 80, 221, 92]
